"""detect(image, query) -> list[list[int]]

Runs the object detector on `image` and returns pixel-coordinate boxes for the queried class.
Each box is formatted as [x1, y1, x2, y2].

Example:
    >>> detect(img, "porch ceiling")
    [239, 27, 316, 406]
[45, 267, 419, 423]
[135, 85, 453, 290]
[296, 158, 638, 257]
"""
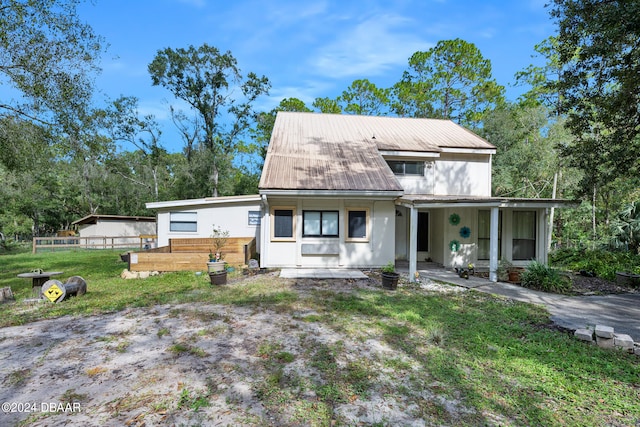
[397, 195, 580, 209]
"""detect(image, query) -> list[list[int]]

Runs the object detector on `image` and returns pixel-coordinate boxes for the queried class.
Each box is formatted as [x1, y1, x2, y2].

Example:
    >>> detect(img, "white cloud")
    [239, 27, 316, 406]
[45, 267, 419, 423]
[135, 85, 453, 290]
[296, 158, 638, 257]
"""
[310, 13, 432, 79]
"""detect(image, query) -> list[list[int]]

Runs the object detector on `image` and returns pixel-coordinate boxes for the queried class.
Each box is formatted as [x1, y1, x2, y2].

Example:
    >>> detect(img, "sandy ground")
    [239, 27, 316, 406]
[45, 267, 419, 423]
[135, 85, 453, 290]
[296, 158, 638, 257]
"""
[0, 275, 467, 427]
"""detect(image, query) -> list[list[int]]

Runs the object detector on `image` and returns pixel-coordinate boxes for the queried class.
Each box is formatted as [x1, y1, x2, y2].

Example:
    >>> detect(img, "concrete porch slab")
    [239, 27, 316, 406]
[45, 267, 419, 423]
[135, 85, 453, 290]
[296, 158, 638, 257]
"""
[280, 269, 367, 279]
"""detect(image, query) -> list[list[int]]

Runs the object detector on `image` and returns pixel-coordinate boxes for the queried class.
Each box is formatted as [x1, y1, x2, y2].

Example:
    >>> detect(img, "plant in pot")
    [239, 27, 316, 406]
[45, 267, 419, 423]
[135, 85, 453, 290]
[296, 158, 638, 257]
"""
[381, 261, 399, 290]
[207, 225, 229, 284]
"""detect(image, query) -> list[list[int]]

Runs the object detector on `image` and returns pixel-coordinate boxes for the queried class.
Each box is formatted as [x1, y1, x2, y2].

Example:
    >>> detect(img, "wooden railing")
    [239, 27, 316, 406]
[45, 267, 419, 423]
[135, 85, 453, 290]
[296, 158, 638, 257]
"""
[128, 237, 257, 272]
[33, 235, 157, 254]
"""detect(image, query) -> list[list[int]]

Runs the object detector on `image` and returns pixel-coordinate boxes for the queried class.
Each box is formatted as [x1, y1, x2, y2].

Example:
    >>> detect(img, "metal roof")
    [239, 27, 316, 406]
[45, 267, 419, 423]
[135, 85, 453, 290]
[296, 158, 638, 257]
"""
[72, 215, 156, 226]
[259, 112, 495, 192]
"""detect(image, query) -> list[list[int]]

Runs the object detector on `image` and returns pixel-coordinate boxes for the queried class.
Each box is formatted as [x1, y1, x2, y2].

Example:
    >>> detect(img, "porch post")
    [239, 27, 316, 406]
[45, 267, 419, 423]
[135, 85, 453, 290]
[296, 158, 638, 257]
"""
[489, 207, 499, 282]
[409, 205, 418, 282]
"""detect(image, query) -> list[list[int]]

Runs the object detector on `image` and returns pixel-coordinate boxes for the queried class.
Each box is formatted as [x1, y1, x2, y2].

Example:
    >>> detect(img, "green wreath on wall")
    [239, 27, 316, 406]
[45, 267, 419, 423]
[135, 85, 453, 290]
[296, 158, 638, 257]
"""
[449, 213, 460, 226]
[449, 239, 461, 252]
[459, 226, 471, 239]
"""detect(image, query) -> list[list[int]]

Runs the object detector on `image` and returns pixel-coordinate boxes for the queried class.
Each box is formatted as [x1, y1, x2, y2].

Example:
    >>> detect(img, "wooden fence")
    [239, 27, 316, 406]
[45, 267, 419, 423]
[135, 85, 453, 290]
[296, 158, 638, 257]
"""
[33, 235, 157, 254]
[128, 237, 257, 272]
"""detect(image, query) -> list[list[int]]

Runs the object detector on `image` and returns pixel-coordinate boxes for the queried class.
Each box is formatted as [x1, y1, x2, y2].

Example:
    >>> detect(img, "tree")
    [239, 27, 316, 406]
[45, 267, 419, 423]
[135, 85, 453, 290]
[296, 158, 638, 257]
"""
[338, 79, 390, 115]
[514, 36, 563, 112]
[312, 97, 342, 114]
[0, 0, 103, 124]
[253, 97, 311, 161]
[396, 39, 505, 128]
[107, 96, 167, 201]
[148, 44, 270, 197]
[551, 0, 640, 180]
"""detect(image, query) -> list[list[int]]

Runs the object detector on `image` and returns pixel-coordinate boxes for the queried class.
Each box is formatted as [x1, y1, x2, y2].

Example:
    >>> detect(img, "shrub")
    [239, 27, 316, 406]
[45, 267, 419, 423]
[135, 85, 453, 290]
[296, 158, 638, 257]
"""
[551, 248, 640, 280]
[521, 261, 572, 294]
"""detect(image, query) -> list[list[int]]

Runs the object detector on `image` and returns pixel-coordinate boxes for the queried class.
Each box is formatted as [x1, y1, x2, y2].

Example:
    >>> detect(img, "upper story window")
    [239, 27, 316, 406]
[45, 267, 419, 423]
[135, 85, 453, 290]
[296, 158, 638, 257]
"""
[387, 160, 424, 176]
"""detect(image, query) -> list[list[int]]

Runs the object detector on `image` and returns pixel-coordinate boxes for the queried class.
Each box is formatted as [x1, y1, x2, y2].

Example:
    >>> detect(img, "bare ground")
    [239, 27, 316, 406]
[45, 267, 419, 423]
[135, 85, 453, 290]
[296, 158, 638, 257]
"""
[0, 273, 470, 427]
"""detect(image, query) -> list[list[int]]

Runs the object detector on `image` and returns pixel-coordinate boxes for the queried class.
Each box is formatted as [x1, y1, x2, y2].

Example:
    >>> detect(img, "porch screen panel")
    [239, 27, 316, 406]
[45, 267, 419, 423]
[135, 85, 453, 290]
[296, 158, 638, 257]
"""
[274, 210, 294, 238]
[512, 211, 536, 260]
[478, 210, 501, 260]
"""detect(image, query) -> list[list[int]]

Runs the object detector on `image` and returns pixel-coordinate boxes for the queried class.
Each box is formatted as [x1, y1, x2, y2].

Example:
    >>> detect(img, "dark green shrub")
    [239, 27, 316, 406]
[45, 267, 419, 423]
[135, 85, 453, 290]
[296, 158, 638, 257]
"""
[521, 261, 572, 294]
[550, 248, 640, 280]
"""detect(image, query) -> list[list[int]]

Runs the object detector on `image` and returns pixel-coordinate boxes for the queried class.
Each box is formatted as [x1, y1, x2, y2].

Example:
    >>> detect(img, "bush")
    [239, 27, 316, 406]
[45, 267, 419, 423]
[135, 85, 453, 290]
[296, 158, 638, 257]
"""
[550, 248, 640, 280]
[521, 261, 572, 294]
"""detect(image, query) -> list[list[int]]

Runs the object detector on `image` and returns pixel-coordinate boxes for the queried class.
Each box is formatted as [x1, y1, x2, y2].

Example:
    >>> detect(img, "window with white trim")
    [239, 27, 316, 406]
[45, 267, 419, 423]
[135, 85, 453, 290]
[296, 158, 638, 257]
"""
[303, 211, 339, 237]
[170, 212, 197, 232]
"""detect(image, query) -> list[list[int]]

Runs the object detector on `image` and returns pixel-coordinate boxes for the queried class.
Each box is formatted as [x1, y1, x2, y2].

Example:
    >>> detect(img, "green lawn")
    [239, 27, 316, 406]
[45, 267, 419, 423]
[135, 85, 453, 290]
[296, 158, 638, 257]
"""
[1, 249, 638, 425]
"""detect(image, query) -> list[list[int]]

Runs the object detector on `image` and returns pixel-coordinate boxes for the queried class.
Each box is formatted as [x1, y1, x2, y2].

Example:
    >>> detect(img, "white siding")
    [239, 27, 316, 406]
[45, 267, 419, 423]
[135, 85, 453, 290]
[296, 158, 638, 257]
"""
[261, 197, 395, 268]
[434, 154, 491, 197]
[77, 220, 156, 238]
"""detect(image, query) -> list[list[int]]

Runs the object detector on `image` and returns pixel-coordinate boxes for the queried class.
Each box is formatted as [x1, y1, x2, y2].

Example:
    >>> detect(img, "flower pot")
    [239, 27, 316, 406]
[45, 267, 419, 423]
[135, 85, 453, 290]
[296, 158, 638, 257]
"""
[209, 271, 227, 285]
[616, 272, 640, 287]
[508, 268, 524, 283]
[207, 262, 226, 273]
[381, 272, 399, 290]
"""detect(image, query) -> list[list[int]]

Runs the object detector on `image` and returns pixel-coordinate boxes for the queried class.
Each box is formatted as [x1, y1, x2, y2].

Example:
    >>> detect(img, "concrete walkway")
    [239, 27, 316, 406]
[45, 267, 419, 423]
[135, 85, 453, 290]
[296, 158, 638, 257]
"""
[412, 267, 640, 341]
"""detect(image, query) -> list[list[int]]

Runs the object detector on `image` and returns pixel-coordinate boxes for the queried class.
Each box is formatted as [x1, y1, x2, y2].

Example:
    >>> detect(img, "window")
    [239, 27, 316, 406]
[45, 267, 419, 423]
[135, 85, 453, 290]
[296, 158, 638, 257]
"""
[272, 208, 295, 240]
[170, 212, 197, 232]
[386, 160, 424, 176]
[513, 211, 536, 260]
[303, 211, 338, 237]
[248, 210, 261, 226]
[347, 209, 369, 241]
[478, 210, 502, 260]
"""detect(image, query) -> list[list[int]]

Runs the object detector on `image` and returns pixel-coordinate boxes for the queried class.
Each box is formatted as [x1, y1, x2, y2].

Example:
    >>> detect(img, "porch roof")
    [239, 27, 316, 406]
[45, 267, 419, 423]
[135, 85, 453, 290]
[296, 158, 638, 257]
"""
[397, 195, 580, 209]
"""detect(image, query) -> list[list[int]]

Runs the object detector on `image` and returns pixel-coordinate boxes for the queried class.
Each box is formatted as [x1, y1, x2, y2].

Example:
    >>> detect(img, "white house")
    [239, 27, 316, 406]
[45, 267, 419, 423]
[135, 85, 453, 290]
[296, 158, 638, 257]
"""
[145, 195, 262, 248]
[147, 112, 573, 281]
[258, 112, 574, 281]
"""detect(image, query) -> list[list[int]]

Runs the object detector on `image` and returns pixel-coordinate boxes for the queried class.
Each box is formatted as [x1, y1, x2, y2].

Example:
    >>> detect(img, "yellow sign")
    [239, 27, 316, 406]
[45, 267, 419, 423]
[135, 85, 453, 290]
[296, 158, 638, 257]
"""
[44, 284, 63, 302]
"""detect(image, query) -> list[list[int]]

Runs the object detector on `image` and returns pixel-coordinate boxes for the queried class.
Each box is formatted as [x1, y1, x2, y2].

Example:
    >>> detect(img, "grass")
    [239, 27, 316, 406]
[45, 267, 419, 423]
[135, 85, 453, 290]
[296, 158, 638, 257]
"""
[1, 249, 639, 425]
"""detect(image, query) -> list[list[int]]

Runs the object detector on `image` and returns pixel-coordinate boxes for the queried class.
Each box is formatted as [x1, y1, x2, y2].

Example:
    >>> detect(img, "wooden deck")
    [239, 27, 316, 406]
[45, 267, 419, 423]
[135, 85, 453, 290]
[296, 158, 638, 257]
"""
[128, 237, 256, 272]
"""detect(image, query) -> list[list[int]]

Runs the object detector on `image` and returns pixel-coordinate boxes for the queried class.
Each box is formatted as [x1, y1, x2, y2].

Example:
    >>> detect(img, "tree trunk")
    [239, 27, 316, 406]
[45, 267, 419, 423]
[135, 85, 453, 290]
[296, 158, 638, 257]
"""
[592, 183, 597, 248]
[547, 171, 558, 252]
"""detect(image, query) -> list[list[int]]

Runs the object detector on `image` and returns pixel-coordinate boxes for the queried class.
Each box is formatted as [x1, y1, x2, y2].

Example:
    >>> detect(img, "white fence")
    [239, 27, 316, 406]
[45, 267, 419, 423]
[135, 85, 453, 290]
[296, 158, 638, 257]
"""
[32, 235, 157, 254]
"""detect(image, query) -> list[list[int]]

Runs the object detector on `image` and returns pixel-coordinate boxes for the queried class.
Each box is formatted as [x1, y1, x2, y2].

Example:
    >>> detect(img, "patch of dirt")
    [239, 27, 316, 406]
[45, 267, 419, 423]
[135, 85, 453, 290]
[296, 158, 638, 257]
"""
[0, 274, 473, 427]
[569, 273, 640, 295]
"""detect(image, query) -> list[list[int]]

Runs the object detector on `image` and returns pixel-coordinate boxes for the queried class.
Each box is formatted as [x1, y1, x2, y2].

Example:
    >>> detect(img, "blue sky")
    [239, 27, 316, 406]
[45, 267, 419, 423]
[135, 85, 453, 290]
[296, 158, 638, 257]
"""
[78, 0, 555, 153]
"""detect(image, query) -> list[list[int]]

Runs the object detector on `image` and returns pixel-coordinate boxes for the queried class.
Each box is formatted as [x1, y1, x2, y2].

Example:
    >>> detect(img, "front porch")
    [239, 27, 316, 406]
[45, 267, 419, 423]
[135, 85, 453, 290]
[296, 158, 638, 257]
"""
[395, 260, 491, 288]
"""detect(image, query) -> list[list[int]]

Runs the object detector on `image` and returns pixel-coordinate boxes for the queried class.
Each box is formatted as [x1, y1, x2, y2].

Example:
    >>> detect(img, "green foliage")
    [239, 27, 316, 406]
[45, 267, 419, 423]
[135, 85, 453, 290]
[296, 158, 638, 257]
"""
[520, 261, 572, 294]
[148, 43, 270, 197]
[338, 79, 390, 116]
[551, 0, 640, 181]
[610, 201, 640, 254]
[381, 262, 396, 274]
[397, 38, 505, 128]
[551, 248, 640, 280]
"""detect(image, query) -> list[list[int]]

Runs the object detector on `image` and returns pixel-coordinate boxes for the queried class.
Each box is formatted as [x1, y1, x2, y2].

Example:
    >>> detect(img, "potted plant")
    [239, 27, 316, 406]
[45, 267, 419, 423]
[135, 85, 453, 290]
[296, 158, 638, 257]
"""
[497, 259, 512, 282]
[381, 261, 399, 290]
[207, 225, 229, 284]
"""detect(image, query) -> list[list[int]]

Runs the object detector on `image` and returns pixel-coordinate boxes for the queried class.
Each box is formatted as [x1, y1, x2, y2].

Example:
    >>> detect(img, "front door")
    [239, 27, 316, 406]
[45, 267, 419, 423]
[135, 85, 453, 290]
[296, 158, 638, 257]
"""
[417, 211, 429, 253]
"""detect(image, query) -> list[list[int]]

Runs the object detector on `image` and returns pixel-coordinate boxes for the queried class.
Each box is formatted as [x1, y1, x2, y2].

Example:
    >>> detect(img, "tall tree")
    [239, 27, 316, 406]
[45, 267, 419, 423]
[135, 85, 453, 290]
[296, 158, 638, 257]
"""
[0, 0, 103, 123]
[396, 39, 505, 128]
[338, 79, 390, 115]
[551, 0, 640, 180]
[148, 44, 270, 197]
[312, 97, 342, 114]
